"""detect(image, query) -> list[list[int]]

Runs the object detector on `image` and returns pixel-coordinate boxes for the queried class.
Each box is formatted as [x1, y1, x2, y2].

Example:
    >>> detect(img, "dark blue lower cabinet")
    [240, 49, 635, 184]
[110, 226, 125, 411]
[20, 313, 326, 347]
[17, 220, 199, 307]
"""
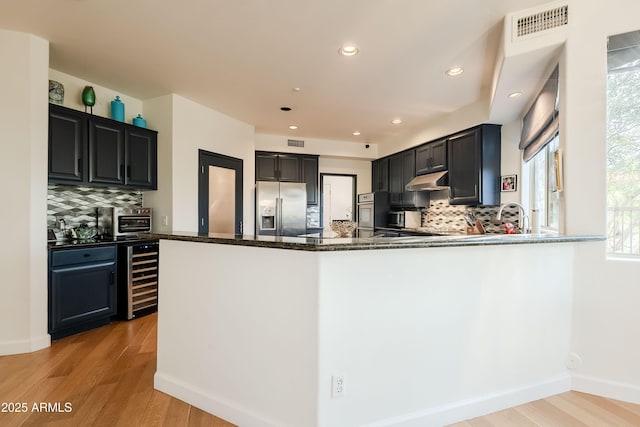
[49, 246, 117, 340]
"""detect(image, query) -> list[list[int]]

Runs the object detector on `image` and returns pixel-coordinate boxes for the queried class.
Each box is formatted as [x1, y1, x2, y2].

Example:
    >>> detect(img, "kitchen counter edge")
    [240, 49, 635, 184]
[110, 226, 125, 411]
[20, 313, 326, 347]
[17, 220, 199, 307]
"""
[141, 232, 605, 252]
[48, 237, 159, 251]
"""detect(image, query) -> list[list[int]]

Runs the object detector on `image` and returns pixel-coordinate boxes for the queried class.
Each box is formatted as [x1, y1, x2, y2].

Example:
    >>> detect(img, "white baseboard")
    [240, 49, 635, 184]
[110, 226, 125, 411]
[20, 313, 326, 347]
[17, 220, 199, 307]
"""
[572, 374, 640, 404]
[154, 372, 281, 427]
[363, 375, 572, 427]
[0, 334, 50, 356]
[156, 372, 570, 427]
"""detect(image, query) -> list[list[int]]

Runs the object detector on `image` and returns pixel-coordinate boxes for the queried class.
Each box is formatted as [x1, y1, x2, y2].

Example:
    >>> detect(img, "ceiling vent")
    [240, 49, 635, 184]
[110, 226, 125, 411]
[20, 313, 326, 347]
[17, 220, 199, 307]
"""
[512, 3, 568, 41]
[287, 139, 304, 147]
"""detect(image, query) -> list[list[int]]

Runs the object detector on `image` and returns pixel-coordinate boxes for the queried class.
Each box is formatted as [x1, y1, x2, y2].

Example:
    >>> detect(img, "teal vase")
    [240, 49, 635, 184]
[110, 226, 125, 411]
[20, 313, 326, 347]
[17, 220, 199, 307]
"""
[111, 96, 125, 122]
[81, 86, 95, 113]
[132, 114, 147, 128]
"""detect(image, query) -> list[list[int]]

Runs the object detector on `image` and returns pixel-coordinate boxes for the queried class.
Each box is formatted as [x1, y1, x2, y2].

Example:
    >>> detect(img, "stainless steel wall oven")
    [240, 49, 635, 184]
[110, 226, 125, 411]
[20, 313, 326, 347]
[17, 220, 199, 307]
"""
[356, 192, 390, 237]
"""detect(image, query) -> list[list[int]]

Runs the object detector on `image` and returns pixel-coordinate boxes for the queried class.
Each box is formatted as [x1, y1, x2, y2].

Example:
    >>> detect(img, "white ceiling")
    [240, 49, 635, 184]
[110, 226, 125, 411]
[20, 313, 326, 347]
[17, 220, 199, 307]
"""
[1, 0, 554, 144]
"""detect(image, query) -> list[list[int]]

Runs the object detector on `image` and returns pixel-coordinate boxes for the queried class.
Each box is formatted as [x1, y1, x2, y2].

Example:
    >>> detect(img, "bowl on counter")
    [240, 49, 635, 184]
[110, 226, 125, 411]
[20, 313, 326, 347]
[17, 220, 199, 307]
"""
[74, 227, 97, 240]
[330, 220, 357, 237]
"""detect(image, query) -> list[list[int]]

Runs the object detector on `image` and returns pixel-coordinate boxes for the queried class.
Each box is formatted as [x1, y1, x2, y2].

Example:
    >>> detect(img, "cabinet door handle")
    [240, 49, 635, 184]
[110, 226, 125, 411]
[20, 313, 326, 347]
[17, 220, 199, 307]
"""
[127, 165, 131, 179]
[77, 158, 82, 175]
[110, 271, 115, 285]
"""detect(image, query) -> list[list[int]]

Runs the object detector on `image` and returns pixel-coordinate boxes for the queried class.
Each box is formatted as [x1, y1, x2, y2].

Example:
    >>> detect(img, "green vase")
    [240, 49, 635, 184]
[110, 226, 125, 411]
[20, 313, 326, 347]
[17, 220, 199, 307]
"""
[82, 86, 95, 113]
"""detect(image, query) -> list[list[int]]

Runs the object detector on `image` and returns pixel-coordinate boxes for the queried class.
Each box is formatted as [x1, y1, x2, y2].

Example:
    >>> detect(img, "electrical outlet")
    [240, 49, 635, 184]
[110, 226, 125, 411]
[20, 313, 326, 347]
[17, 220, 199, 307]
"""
[332, 375, 345, 398]
[161, 215, 169, 227]
[566, 352, 582, 370]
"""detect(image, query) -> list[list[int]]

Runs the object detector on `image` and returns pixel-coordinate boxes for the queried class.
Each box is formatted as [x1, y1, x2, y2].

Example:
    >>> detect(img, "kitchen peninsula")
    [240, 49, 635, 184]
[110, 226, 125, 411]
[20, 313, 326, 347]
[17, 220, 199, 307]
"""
[150, 232, 602, 427]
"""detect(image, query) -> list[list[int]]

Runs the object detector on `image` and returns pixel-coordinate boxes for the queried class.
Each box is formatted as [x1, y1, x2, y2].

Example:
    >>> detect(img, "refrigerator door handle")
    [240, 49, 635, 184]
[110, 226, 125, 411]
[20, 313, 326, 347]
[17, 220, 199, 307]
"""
[276, 198, 282, 235]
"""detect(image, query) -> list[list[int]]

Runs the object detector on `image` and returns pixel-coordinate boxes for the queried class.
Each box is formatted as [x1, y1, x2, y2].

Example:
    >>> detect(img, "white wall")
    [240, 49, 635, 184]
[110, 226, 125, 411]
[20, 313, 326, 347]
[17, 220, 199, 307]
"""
[170, 95, 255, 233]
[49, 69, 144, 124]
[256, 133, 378, 160]
[155, 239, 576, 427]
[563, 0, 640, 403]
[317, 243, 575, 426]
[155, 240, 319, 427]
[142, 94, 174, 231]
[319, 157, 372, 195]
[499, 120, 524, 206]
[376, 100, 489, 158]
[0, 29, 50, 355]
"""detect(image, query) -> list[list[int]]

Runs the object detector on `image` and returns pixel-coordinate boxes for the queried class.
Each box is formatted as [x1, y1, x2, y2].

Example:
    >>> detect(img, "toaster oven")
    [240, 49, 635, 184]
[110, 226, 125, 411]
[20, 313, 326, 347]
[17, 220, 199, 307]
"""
[97, 207, 152, 237]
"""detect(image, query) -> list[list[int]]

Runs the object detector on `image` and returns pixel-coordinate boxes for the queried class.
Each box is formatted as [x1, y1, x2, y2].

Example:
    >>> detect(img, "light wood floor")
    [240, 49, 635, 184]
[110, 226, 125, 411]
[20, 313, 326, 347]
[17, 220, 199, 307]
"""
[1, 314, 639, 427]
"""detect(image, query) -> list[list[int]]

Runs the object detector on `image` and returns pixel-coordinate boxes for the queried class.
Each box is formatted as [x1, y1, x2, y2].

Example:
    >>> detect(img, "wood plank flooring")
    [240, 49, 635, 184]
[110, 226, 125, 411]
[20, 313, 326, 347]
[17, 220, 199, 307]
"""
[0, 313, 235, 427]
[1, 314, 639, 426]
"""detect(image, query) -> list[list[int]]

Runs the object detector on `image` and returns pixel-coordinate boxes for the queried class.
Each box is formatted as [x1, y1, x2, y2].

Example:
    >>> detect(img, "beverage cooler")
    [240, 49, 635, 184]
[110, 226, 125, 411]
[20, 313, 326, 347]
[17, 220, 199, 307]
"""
[117, 241, 159, 319]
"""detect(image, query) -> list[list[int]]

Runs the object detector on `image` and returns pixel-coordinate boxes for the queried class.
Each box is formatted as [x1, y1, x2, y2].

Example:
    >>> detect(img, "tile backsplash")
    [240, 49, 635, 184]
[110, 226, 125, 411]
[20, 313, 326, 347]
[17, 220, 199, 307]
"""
[48, 184, 143, 229]
[422, 190, 521, 234]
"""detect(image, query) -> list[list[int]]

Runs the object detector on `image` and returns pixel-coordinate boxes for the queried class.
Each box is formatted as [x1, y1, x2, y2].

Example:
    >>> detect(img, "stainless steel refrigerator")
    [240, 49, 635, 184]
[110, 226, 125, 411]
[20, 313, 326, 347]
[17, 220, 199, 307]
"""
[255, 181, 307, 236]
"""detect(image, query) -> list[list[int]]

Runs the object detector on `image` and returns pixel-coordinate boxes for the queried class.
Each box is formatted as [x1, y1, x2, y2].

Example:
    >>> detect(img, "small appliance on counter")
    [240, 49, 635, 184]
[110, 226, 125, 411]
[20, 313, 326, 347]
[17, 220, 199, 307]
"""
[97, 207, 152, 238]
[388, 209, 422, 229]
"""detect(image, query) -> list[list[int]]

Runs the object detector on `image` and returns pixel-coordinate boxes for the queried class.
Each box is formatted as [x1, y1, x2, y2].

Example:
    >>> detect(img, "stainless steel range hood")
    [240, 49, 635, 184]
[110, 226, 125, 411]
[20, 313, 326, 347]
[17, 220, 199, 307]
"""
[405, 171, 449, 191]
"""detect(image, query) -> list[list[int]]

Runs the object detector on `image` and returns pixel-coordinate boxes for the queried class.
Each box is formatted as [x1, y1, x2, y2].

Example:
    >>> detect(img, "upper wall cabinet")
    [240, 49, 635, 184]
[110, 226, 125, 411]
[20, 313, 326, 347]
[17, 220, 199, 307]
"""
[371, 157, 389, 192]
[255, 151, 318, 205]
[49, 104, 158, 190]
[301, 155, 319, 205]
[447, 124, 501, 206]
[49, 106, 87, 183]
[255, 151, 301, 182]
[389, 149, 418, 206]
[415, 138, 447, 175]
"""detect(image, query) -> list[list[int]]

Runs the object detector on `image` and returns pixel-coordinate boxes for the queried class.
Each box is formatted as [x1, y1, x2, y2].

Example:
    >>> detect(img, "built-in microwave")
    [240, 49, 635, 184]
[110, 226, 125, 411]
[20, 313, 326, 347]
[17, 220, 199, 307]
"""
[388, 210, 422, 229]
[97, 207, 152, 237]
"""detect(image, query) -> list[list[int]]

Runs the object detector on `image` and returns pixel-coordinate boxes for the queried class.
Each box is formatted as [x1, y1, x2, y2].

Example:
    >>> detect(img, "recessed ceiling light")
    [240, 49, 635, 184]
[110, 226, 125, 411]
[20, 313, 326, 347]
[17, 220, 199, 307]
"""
[508, 91, 523, 99]
[292, 87, 301, 92]
[445, 67, 464, 77]
[288, 125, 298, 130]
[391, 118, 403, 125]
[352, 131, 361, 136]
[339, 45, 359, 57]
[280, 106, 292, 111]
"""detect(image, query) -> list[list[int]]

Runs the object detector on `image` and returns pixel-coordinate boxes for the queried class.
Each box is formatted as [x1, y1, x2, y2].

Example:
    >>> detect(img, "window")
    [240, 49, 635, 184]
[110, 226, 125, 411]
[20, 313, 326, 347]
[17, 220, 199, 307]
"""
[529, 134, 560, 230]
[607, 30, 640, 257]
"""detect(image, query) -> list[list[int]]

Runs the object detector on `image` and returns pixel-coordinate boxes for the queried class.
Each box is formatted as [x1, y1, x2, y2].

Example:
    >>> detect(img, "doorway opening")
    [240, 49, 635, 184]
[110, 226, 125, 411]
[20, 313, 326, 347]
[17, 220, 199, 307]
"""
[198, 150, 243, 235]
[320, 173, 357, 232]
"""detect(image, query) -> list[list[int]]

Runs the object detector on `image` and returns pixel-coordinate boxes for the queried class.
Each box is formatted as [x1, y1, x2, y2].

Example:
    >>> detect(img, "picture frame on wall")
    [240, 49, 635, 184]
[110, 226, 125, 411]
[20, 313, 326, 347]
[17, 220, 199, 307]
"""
[501, 174, 517, 192]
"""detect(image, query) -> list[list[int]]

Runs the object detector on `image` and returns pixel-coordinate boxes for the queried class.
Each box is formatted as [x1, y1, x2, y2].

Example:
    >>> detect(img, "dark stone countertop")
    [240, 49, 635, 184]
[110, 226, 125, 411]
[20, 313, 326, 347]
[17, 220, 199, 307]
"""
[141, 231, 605, 252]
[48, 236, 159, 251]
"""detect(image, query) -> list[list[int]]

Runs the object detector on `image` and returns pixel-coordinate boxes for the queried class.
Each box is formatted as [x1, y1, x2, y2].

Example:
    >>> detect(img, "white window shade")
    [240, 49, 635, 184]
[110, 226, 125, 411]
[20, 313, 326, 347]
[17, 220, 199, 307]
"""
[520, 65, 559, 161]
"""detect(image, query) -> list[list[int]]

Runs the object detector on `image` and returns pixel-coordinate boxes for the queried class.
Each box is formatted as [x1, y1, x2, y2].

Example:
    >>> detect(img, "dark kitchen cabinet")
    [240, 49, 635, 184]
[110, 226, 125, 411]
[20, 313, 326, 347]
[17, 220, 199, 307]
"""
[255, 151, 301, 182]
[301, 155, 319, 205]
[48, 104, 157, 190]
[447, 124, 501, 205]
[49, 246, 117, 340]
[255, 151, 319, 204]
[389, 150, 417, 206]
[415, 138, 447, 175]
[125, 127, 158, 189]
[48, 104, 87, 183]
[371, 157, 389, 192]
[88, 117, 125, 185]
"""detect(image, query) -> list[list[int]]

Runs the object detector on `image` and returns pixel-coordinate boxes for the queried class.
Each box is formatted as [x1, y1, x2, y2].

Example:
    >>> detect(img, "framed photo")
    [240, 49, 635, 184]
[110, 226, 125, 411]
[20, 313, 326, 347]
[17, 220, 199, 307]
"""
[501, 174, 517, 192]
